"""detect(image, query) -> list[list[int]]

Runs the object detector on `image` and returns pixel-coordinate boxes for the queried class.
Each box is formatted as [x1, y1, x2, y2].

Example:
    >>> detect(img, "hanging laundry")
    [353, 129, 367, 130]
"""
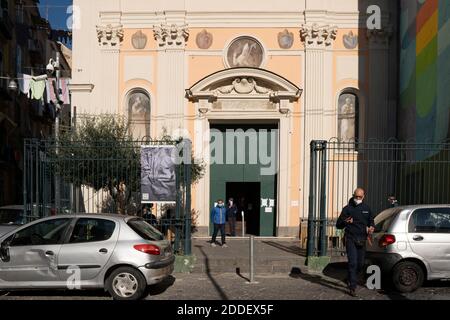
[46, 77, 58, 103]
[18, 73, 32, 97]
[30, 75, 48, 100]
[60, 79, 71, 104]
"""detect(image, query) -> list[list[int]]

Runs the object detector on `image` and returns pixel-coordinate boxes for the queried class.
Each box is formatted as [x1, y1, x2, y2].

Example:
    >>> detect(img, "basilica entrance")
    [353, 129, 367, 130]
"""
[186, 67, 302, 237]
[209, 123, 278, 236]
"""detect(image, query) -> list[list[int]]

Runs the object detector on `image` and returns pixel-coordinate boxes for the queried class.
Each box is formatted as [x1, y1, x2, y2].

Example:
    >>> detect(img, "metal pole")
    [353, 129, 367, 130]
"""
[184, 139, 192, 256]
[307, 141, 317, 258]
[241, 210, 245, 237]
[54, 52, 61, 214]
[175, 163, 181, 253]
[249, 235, 255, 283]
[319, 141, 328, 256]
[23, 140, 28, 224]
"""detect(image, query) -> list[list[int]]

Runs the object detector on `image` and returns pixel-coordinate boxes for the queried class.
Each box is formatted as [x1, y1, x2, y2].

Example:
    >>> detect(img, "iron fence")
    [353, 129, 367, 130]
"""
[23, 138, 192, 254]
[306, 139, 450, 257]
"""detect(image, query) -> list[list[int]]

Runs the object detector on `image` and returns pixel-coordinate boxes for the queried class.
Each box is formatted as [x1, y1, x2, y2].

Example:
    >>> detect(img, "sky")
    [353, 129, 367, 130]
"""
[38, 0, 73, 31]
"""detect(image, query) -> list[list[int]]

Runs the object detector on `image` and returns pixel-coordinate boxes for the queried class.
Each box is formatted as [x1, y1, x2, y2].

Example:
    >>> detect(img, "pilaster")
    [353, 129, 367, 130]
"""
[154, 23, 189, 135]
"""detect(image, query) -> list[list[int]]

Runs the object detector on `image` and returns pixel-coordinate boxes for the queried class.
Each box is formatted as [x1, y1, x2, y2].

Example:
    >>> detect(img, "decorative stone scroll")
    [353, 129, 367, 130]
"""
[215, 78, 272, 95]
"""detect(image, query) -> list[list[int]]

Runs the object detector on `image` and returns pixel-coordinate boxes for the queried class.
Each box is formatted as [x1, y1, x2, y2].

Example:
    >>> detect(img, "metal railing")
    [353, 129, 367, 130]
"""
[307, 139, 450, 257]
[23, 138, 193, 254]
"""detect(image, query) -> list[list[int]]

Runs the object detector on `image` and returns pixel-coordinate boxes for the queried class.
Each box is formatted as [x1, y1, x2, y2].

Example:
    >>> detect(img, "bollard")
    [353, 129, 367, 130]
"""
[241, 211, 245, 237]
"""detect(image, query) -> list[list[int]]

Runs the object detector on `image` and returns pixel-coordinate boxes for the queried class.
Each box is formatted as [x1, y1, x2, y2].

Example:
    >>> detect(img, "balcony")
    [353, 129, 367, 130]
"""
[0, 8, 13, 39]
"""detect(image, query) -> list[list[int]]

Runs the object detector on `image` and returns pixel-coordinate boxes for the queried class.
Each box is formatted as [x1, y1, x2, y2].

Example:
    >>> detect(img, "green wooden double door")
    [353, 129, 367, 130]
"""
[209, 124, 278, 236]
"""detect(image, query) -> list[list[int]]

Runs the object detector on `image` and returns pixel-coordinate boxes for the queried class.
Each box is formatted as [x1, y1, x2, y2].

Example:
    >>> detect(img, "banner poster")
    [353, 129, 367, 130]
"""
[140, 145, 176, 203]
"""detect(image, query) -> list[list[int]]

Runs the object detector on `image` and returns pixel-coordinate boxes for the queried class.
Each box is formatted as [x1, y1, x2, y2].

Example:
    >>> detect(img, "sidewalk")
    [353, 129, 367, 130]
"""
[190, 237, 346, 274]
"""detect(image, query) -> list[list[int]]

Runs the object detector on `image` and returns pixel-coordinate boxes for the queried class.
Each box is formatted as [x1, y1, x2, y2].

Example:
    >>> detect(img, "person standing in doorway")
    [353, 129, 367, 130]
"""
[336, 187, 375, 297]
[226, 198, 238, 236]
[210, 199, 228, 247]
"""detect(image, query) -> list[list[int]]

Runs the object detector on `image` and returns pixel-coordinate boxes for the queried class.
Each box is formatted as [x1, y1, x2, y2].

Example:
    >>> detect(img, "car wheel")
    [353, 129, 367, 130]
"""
[392, 261, 424, 293]
[106, 267, 147, 300]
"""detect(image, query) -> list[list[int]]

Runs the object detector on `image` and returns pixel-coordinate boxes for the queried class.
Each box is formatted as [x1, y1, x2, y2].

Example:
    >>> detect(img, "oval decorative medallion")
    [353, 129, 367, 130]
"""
[132, 30, 148, 49]
[196, 29, 213, 49]
[278, 29, 294, 49]
[343, 31, 358, 49]
[225, 36, 264, 68]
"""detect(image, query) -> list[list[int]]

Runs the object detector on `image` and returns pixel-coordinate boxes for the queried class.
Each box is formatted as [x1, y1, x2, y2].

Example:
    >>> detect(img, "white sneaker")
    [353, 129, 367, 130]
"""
[222, 244, 228, 248]
[211, 242, 217, 247]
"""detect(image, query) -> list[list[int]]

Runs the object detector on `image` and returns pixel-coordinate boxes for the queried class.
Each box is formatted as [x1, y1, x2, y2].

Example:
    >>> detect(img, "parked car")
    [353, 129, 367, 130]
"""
[0, 214, 174, 300]
[0, 205, 25, 237]
[366, 205, 450, 292]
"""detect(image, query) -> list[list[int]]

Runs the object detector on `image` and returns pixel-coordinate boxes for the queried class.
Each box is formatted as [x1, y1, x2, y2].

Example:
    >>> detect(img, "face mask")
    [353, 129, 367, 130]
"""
[218, 203, 223, 207]
[354, 199, 362, 205]
[229, 201, 233, 206]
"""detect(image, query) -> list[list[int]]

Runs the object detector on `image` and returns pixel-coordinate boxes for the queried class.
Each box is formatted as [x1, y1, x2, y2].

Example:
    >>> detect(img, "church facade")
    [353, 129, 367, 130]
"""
[70, 0, 398, 237]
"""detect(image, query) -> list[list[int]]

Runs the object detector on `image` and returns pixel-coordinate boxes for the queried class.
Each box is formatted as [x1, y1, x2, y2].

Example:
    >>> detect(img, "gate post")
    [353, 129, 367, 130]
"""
[184, 139, 192, 256]
[307, 141, 318, 259]
[307, 140, 328, 267]
[319, 141, 328, 257]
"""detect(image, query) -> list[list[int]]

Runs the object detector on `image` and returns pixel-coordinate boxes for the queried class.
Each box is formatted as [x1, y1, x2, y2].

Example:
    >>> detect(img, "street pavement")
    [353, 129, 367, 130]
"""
[1, 270, 449, 300]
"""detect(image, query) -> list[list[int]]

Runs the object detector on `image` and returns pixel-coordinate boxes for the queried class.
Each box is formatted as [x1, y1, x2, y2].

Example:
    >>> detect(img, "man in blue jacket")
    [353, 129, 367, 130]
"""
[210, 199, 228, 247]
[336, 188, 375, 297]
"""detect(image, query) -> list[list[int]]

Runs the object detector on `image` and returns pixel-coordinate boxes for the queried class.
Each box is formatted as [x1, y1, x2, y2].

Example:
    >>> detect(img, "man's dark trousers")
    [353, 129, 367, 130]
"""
[212, 223, 226, 244]
[345, 237, 366, 289]
[228, 216, 236, 236]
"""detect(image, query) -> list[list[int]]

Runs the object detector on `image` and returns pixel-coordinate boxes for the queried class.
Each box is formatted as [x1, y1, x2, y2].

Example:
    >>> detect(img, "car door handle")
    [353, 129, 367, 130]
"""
[99, 248, 108, 254]
[413, 235, 424, 241]
[45, 250, 54, 256]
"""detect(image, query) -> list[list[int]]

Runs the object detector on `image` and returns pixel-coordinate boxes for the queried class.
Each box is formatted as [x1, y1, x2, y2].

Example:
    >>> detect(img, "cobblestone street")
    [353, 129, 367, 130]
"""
[1, 271, 450, 300]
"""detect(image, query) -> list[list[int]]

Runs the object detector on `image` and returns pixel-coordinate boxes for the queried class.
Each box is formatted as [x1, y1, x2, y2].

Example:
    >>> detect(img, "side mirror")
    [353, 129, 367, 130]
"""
[0, 241, 10, 262]
[0, 235, 14, 262]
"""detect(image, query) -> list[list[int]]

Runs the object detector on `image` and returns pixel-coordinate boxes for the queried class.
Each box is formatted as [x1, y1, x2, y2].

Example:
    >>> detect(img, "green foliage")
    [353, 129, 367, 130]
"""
[55, 115, 205, 194]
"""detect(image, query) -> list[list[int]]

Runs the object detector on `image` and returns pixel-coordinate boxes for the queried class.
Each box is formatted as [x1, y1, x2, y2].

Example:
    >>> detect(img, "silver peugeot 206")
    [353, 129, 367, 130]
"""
[366, 205, 450, 293]
[0, 214, 174, 300]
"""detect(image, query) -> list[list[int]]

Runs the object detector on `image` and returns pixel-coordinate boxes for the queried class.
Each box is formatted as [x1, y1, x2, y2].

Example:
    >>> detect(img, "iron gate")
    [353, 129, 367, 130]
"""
[23, 138, 192, 254]
[307, 139, 450, 257]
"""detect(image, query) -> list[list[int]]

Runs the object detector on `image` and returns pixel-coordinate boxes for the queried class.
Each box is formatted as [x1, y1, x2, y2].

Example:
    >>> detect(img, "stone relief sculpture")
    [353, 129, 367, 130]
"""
[299, 23, 338, 47]
[153, 24, 189, 48]
[215, 78, 272, 95]
[278, 29, 294, 49]
[343, 31, 358, 49]
[338, 93, 357, 142]
[196, 29, 213, 49]
[226, 37, 264, 68]
[96, 24, 124, 46]
[132, 30, 148, 49]
[128, 90, 151, 138]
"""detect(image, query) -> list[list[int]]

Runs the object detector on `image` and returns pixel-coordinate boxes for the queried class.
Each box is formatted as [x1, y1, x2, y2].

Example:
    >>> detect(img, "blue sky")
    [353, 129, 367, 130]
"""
[38, 0, 73, 31]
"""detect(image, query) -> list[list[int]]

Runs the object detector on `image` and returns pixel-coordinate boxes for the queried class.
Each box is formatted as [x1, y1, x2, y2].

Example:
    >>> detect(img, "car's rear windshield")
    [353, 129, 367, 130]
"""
[127, 218, 164, 241]
[374, 208, 401, 233]
[0, 210, 23, 225]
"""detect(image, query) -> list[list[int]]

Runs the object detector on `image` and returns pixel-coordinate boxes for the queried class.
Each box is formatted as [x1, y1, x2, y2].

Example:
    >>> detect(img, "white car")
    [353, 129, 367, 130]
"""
[366, 205, 450, 292]
[0, 214, 174, 300]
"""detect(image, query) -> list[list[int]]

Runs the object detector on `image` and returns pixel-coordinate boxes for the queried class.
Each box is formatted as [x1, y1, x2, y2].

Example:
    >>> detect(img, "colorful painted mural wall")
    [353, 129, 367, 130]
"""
[399, 0, 450, 154]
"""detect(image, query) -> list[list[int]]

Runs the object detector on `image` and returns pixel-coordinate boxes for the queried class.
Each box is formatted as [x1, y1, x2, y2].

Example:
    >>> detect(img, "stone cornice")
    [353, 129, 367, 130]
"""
[68, 83, 95, 93]
[96, 24, 124, 47]
[153, 23, 189, 49]
[299, 23, 338, 48]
